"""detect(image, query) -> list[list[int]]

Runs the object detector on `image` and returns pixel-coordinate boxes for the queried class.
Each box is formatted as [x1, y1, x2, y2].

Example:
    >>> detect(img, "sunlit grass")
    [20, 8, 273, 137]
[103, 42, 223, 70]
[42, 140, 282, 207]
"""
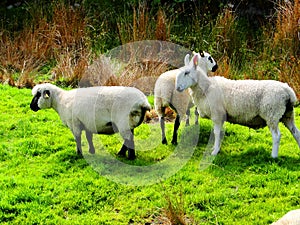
[1, 84, 300, 224]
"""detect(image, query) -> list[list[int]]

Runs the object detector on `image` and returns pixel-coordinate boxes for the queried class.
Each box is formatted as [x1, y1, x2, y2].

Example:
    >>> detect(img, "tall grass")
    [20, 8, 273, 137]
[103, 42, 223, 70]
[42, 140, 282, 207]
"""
[272, 0, 300, 97]
[0, 18, 53, 87]
[208, 7, 239, 79]
[0, 0, 299, 94]
[162, 188, 189, 225]
[203, 7, 251, 80]
[273, 0, 300, 57]
[0, 2, 90, 87]
[50, 3, 89, 86]
[117, 1, 173, 44]
[210, 1, 300, 98]
[112, 2, 175, 93]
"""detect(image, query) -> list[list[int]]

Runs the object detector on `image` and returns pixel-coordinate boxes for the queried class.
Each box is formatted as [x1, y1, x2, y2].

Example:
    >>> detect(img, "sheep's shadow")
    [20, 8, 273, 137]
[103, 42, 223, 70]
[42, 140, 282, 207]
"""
[193, 121, 300, 173]
[209, 149, 300, 173]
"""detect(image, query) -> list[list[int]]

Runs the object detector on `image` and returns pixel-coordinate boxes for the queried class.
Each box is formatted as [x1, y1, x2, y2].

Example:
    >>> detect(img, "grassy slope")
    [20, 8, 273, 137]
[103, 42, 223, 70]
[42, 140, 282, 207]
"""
[0, 84, 300, 224]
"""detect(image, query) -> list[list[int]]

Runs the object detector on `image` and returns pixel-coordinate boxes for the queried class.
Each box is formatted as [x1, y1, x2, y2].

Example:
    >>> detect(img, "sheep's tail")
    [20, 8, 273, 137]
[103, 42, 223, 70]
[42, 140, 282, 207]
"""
[283, 84, 298, 105]
[281, 83, 300, 115]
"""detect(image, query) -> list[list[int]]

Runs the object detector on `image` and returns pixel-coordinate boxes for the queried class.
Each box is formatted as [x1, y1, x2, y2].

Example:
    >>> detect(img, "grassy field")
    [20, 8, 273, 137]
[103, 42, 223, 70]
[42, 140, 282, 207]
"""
[1, 84, 300, 224]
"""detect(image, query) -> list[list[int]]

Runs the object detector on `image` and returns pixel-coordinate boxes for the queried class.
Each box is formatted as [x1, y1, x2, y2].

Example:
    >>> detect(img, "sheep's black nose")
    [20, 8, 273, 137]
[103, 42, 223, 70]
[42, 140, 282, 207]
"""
[30, 102, 40, 112]
[212, 64, 218, 72]
[176, 87, 184, 92]
[30, 96, 40, 112]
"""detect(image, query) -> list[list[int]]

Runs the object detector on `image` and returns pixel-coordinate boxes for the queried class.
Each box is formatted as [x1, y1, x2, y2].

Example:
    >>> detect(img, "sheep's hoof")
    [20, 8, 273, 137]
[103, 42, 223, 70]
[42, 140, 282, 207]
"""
[117, 150, 127, 157]
[128, 149, 136, 160]
[171, 139, 178, 145]
[211, 150, 219, 156]
[76, 148, 83, 155]
[89, 148, 95, 154]
[162, 138, 168, 145]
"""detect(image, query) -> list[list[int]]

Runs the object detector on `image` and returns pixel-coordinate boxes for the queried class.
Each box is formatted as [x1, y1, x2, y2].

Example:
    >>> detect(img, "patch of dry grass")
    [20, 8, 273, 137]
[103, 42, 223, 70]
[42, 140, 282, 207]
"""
[0, 2, 89, 87]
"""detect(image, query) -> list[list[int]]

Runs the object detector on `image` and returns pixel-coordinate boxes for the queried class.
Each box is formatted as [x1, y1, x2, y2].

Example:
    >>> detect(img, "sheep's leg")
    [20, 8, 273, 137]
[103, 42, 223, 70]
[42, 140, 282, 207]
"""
[85, 130, 95, 154]
[119, 139, 135, 160]
[171, 115, 180, 145]
[118, 143, 127, 157]
[282, 116, 300, 148]
[127, 129, 135, 160]
[185, 108, 190, 126]
[211, 123, 222, 155]
[160, 113, 168, 145]
[269, 125, 281, 158]
[194, 107, 199, 125]
[118, 130, 135, 160]
[74, 133, 82, 155]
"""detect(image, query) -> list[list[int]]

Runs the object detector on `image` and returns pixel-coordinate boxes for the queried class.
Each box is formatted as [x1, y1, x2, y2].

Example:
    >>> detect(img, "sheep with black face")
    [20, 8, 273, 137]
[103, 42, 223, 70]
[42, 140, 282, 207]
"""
[154, 51, 218, 145]
[30, 83, 151, 160]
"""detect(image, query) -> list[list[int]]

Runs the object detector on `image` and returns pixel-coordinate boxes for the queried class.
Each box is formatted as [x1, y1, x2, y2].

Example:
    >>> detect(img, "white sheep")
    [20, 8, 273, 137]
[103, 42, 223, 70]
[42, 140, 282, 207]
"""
[176, 53, 300, 158]
[272, 209, 300, 225]
[154, 51, 218, 145]
[30, 83, 151, 160]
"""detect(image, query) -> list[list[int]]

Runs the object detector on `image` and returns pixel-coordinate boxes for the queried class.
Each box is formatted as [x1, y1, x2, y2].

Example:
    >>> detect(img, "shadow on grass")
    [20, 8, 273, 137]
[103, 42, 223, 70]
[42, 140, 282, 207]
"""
[209, 147, 300, 174]
[48, 121, 300, 183]
[192, 121, 300, 173]
[80, 125, 200, 186]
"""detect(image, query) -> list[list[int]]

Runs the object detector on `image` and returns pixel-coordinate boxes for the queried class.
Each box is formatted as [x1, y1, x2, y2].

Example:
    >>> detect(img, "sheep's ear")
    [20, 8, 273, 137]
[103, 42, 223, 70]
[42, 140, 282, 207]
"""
[43, 90, 50, 99]
[184, 54, 190, 66]
[193, 55, 199, 67]
[199, 50, 205, 57]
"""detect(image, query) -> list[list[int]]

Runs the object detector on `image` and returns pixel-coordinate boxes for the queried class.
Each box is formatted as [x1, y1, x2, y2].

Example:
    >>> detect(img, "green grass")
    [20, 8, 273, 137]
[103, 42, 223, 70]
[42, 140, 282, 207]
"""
[1, 84, 300, 224]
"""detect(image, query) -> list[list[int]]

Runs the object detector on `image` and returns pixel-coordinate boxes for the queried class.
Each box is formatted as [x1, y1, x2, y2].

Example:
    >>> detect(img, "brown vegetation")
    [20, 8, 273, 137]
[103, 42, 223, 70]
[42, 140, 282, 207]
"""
[0, 0, 299, 99]
[0, 2, 89, 87]
[273, 0, 300, 98]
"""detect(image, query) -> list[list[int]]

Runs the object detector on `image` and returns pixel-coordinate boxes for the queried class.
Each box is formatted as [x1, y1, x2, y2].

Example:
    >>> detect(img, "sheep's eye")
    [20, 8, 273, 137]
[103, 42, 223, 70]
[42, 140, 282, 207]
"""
[43, 90, 50, 99]
[208, 56, 213, 63]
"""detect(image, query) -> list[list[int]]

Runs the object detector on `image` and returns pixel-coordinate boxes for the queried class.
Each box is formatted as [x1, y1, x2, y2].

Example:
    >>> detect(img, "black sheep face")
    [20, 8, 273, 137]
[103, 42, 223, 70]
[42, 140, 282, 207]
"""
[198, 50, 218, 73]
[30, 89, 51, 111]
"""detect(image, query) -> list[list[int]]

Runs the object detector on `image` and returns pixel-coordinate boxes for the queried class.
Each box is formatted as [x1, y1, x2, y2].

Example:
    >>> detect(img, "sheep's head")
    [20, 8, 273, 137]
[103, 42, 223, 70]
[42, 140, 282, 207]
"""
[30, 84, 52, 111]
[176, 54, 199, 92]
[195, 50, 218, 73]
[176, 51, 217, 92]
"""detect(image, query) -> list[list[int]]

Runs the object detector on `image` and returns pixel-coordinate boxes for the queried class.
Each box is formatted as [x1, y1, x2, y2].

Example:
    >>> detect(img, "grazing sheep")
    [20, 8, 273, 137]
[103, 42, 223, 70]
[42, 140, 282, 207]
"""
[272, 209, 300, 225]
[154, 51, 218, 145]
[30, 83, 151, 160]
[176, 53, 300, 158]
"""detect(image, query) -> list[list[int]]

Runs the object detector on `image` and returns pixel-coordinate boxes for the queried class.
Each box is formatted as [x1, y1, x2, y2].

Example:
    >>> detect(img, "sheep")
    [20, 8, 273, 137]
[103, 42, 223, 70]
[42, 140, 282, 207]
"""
[154, 51, 218, 145]
[30, 83, 151, 160]
[176, 53, 300, 158]
[271, 209, 300, 225]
